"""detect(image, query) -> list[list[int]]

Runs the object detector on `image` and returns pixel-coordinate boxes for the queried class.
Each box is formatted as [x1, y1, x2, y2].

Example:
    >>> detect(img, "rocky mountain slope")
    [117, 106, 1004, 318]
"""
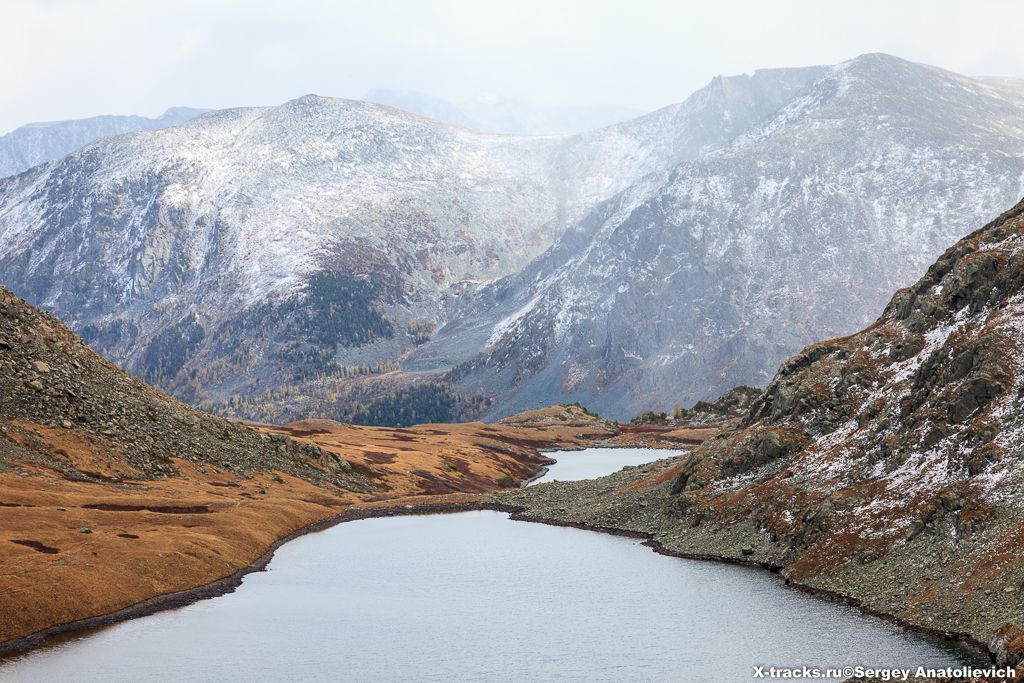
[498, 198, 1024, 665]
[0, 67, 826, 413]
[429, 54, 1024, 420]
[0, 107, 206, 179]
[0, 285, 367, 487]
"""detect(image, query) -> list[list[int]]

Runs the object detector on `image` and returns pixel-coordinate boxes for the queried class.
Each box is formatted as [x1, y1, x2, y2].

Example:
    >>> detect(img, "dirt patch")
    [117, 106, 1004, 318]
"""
[385, 434, 416, 442]
[362, 451, 397, 464]
[81, 503, 213, 514]
[10, 539, 59, 554]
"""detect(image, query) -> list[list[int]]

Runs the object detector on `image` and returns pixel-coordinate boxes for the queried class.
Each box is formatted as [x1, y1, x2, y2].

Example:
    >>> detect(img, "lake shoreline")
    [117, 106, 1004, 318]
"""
[0, 500, 510, 657]
[0, 404, 627, 655]
[519, 465, 550, 487]
[2, 494, 991, 667]
[500, 507, 993, 666]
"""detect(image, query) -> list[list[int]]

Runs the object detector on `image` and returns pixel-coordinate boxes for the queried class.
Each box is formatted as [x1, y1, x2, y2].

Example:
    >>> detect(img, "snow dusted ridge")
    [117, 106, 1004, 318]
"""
[430, 54, 1024, 420]
[0, 107, 207, 179]
[2, 54, 1024, 420]
[0, 84, 803, 312]
[0, 63, 828, 406]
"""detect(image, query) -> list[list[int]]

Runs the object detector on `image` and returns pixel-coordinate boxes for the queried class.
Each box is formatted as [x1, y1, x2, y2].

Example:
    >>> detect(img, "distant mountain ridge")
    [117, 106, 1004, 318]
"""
[0, 107, 207, 178]
[3, 54, 1024, 423]
[417, 54, 1024, 419]
[0, 84, 772, 409]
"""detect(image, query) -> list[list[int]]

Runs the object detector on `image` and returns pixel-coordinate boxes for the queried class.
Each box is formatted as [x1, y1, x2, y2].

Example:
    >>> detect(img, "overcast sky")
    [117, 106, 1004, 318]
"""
[3, 0, 1024, 133]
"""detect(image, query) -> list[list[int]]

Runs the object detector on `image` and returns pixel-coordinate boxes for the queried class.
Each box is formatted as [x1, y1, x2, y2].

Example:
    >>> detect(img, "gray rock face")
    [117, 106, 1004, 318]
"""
[0, 107, 207, 179]
[425, 54, 1024, 420]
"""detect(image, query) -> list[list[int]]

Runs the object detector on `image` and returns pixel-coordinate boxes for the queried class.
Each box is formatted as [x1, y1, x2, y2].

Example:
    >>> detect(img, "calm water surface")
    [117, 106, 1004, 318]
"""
[0, 449, 976, 682]
[530, 447, 681, 484]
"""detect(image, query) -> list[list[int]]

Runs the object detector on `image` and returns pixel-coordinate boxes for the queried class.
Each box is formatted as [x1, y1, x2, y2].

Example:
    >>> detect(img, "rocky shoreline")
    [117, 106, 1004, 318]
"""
[492, 457, 1020, 670]
[501, 508, 989, 662]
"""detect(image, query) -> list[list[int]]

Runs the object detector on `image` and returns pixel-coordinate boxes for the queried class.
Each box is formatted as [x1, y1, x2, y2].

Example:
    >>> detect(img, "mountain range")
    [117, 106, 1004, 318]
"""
[0, 107, 207, 179]
[2, 54, 1024, 422]
[428, 53, 1024, 419]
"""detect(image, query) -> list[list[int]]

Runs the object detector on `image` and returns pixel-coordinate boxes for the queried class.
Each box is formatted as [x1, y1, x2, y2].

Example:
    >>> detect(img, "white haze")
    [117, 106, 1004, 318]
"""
[2, 0, 1023, 133]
